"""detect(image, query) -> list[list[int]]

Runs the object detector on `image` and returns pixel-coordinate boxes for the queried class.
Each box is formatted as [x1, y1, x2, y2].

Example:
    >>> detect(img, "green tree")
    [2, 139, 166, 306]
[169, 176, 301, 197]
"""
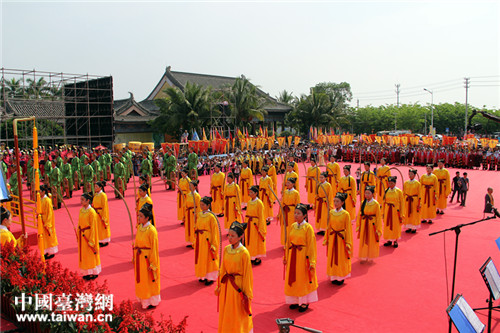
[228, 77, 267, 130]
[276, 90, 296, 106]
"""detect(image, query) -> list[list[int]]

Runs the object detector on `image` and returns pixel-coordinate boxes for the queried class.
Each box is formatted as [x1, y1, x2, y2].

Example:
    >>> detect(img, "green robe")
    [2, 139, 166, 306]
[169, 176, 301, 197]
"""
[61, 163, 73, 191]
[49, 167, 62, 200]
[163, 154, 176, 174]
[9, 170, 22, 196]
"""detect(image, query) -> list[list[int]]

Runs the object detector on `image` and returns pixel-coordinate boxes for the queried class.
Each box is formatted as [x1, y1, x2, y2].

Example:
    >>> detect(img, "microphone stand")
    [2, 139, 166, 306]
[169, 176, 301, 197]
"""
[429, 215, 497, 333]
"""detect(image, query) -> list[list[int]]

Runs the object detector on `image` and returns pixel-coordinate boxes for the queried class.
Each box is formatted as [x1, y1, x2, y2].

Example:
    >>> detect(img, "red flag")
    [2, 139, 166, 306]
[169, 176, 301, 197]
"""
[216, 128, 222, 139]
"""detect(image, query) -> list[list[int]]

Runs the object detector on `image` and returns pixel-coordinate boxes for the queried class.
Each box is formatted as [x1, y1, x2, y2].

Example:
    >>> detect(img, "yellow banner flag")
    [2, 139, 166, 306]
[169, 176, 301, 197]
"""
[287, 136, 293, 146]
[401, 136, 408, 146]
[294, 136, 300, 147]
[375, 136, 382, 144]
[488, 139, 498, 149]
[278, 137, 285, 147]
[480, 138, 490, 147]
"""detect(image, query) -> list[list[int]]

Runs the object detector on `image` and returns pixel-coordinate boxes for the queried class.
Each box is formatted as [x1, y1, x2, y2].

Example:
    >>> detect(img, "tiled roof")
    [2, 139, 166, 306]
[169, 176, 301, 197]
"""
[5, 100, 65, 118]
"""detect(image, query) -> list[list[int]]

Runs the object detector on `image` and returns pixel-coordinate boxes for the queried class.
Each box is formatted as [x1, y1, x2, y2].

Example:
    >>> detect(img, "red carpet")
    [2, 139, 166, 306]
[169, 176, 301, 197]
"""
[9, 163, 500, 332]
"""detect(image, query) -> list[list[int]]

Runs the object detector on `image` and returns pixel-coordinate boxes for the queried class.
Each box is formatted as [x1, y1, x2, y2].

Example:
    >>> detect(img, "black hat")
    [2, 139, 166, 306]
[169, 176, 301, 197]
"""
[286, 177, 297, 184]
[409, 169, 418, 174]
[365, 185, 376, 193]
[229, 221, 247, 237]
[335, 192, 348, 202]
[344, 165, 351, 170]
[201, 196, 213, 206]
[388, 176, 397, 183]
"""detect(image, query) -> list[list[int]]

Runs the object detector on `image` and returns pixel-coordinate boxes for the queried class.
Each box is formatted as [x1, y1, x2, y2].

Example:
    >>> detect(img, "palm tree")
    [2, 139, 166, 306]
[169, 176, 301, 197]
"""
[276, 90, 296, 106]
[228, 76, 267, 129]
[26, 77, 49, 99]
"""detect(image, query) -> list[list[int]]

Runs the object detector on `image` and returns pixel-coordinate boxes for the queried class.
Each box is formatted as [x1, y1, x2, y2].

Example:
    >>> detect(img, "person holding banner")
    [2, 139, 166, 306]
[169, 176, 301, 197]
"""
[404, 169, 421, 233]
[216, 221, 253, 333]
[382, 176, 404, 248]
[356, 186, 382, 263]
[184, 180, 201, 247]
[194, 196, 220, 286]
[420, 164, 438, 224]
[0, 207, 28, 247]
[211, 164, 225, 217]
[134, 202, 161, 309]
[324, 193, 352, 285]
[78, 192, 101, 280]
[284, 203, 318, 313]
[40, 185, 58, 259]
[315, 172, 333, 235]
[239, 160, 253, 209]
[223, 173, 242, 230]
[245, 185, 267, 265]
[280, 177, 301, 245]
[433, 159, 451, 215]
[338, 165, 357, 220]
[93, 181, 111, 247]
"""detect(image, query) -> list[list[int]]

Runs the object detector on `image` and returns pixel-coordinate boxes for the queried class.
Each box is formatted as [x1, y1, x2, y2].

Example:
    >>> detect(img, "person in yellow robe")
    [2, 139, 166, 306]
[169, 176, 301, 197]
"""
[137, 184, 155, 226]
[40, 185, 58, 259]
[283, 162, 299, 193]
[0, 207, 27, 248]
[382, 176, 405, 248]
[356, 186, 382, 263]
[266, 158, 278, 195]
[360, 162, 377, 202]
[376, 158, 391, 202]
[78, 192, 101, 280]
[324, 192, 352, 285]
[259, 166, 274, 224]
[420, 164, 438, 224]
[284, 203, 318, 312]
[433, 159, 451, 215]
[245, 185, 266, 265]
[279, 177, 301, 245]
[315, 172, 333, 235]
[216, 221, 253, 333]
[211, 164, 225, 217]
[195, 196, 220, 286]
[184, 180, 201, 247]
[224, 173, 242, 230]
[178, 169, 191, 222]
[134, 203, 161, 309]
[404, 169, 421, 233]
[288, 155, 300, 176]
[326, 155, 341, 195]
[240, 160, 253, 209]
[93, 181, 110, 247]
[305, 158, 320, 204]
[338, 165, 357, 220]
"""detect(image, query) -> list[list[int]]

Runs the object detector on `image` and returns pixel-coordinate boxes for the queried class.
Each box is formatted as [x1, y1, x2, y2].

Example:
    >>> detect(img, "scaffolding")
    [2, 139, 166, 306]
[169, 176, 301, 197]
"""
[0, 68, 114, 149]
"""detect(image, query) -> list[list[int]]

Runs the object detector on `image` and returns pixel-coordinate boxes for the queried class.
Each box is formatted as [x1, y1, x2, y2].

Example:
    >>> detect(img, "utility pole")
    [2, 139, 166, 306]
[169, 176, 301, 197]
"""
[464, 77, 470, 136]
[395, 84, 400, 131]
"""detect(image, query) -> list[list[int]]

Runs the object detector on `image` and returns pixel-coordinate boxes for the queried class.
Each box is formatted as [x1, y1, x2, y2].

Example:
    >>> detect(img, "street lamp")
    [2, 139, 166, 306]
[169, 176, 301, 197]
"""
[423, 88, 434, 133]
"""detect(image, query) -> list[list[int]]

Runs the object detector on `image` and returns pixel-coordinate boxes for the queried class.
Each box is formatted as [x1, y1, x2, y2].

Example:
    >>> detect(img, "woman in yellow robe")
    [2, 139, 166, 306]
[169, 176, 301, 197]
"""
[284, 204, 318, 312]
[404, 169, 421, 233]
[315, 172, 333, 234]
[0, 207, 27, 247]
[266, 158, 278, 195]
[245, 185, 266, 265]
[305, 158, 319, 204]
[211, 164, 225, 216]
[279, 178, 301, 245]
[360, 162, 377, 202]
[40, 185, 58, 259]
[382, 177, 405, 248]
[177, 169, 191, 221]
[283, 162, 299, 193]
[259, 166, 274, 223]
[93, 181, 110, 246]
[216, 221, 253, 333]
[78, 192, 101, 280]
[376, 158, 391, 202]
[356, 186, 382, 263]
[224, 173, 242, 230]
[433, 159, 451, 214]
[134, 203, 161, 309]
[184, 180, 201, 246]
[326, 155, 341, 195]
[338, 165, 357, 220]
[420, 164, 438, 224]
[324, 193, 352, 284]
[239, 160, 253, 207]
[195, 196, 220, 285]
[137, 184, 155, 226]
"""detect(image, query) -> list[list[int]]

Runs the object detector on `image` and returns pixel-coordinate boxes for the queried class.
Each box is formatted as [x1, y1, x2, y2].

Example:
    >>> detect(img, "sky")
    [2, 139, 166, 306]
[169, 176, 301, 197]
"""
[1, 0, 499, 109]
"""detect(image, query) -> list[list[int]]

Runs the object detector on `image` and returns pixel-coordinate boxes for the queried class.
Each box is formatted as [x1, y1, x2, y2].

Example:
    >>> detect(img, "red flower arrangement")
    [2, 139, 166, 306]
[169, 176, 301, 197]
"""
[1, 242, 188, 332]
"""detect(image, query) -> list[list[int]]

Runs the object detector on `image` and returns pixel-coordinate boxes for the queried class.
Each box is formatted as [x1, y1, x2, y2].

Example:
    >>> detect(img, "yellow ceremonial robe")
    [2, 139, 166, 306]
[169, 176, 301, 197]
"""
[184, 191, 201, 244]
[420, 173, 438, 220]
[360, 171, 377, 202]
[78, 206, 101, 273]
[0, 226, 25, 247]
[177, 177, 191, 220]
[315, 182, 333, 231]
[326, 162, 341, 194]
[284, 221, 318, 297]
[433, 168, 451, 210]
[245, 198, 266, 259]
[134, 222, 160, 302]
[382, 187, 405, 241]
[280, 189, 301, 245]
[258, 176, 274, 220]
[338, 176, 357, 220]
[403, 180, 422, 228]
[325, 208, 352, 279]
[283, 171, 299, 192]
[306, 166, 319, 204]
[376, 166, 391, 201]
[239, 167, 253, 203]
[93, 191, 110, 242]
[356, 200, 382, 259]
[194, 211, 220, 279]
[224, 183, 242, 229]
[211, 172, 225, 214]
[41, 195, 58, 252]
[218, 244, 253, 333]
[268, 165, 278, 194]
[137, 195, 155, 225]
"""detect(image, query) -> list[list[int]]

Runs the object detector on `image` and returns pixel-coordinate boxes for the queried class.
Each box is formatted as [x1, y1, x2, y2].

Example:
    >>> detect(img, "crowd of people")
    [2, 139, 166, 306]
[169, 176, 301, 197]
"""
[1, 139, 499, 332]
